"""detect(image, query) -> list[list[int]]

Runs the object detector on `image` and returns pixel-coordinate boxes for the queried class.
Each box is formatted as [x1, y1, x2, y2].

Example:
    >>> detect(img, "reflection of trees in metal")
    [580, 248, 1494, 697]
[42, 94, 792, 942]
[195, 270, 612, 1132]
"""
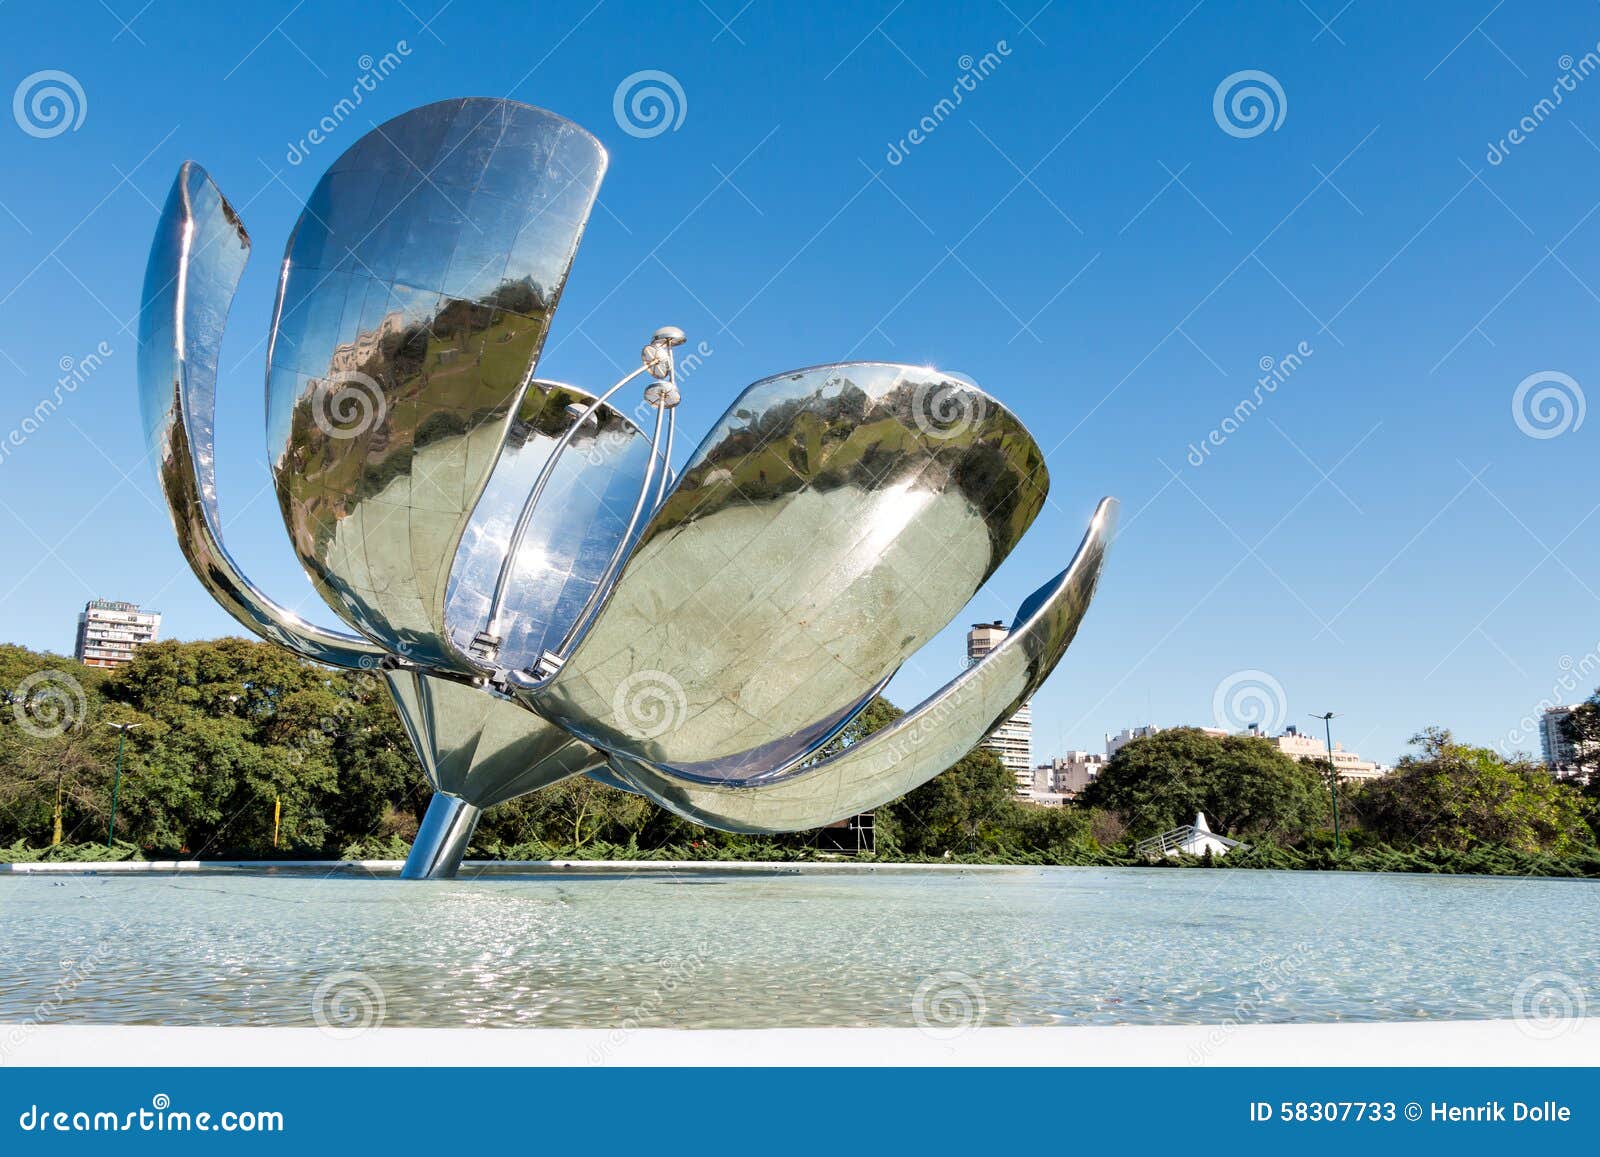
[137, 97, 1114, 879]
[526, 363, 1057, 789]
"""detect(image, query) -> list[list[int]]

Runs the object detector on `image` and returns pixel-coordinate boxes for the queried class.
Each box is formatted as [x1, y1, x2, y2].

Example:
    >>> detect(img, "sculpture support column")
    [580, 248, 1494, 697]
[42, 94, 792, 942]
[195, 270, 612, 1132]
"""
[401, 794, 482, 880]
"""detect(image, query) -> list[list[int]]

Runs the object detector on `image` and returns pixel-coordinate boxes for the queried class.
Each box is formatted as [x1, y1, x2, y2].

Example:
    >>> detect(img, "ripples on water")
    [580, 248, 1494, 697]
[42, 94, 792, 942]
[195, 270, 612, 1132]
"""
[0, 867, 1594, 1028]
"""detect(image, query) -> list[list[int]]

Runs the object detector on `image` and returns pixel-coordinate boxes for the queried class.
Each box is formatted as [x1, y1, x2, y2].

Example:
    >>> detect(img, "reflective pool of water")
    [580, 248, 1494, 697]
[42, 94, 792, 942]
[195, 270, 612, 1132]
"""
[0, 866, 1593, 1028]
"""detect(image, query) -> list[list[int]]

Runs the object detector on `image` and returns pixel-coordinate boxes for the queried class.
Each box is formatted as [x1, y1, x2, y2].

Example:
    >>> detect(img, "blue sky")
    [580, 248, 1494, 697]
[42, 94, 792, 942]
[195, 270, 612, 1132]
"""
[1, 0, 1597, 766]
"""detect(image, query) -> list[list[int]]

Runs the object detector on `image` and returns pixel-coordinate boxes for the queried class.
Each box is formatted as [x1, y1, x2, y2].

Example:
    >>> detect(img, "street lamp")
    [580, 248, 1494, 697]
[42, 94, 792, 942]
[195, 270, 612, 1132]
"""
[103, 722, 141, 848]
[1310, 712, 1341, 853]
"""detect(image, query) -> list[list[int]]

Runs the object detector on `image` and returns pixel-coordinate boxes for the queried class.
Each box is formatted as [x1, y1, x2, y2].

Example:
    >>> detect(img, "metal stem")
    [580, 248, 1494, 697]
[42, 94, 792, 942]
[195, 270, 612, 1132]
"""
[653, 406, 677, 509]
[400, 793, 483, 879]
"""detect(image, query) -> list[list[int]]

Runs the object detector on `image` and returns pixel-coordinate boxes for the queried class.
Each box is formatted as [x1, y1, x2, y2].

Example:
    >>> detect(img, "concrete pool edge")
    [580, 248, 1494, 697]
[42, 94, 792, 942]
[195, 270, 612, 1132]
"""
[0, 859, 1037, 876]
[2, 1021, 1593, 1067]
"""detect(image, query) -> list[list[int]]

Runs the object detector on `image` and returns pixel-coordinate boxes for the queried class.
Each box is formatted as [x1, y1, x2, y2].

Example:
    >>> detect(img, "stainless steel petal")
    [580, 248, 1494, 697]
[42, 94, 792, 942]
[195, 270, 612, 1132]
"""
[583, 765, 640, 793]
[384, 669, 605, 809]
[443, 379, 659, 673]
[606, 498, 1116, 832]
[136, 161, 385, 669]
[524, 362, 1051, 782]
[267, 98, 606, 670]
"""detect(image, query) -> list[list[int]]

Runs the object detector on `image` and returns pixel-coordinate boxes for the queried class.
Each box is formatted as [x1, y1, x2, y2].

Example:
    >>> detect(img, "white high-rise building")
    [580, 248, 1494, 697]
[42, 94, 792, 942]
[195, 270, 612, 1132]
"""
[74, 599, 161, 669]
[967, 621, 1032, 790]
[1540, 705, 1589, 778]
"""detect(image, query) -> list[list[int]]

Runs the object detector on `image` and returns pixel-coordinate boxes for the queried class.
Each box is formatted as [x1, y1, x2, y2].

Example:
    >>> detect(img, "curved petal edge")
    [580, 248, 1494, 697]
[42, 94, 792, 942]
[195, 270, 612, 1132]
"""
[605, 497, 1117, 833]
[137, 161, 386, 669]
[523, 361, 1051, 784]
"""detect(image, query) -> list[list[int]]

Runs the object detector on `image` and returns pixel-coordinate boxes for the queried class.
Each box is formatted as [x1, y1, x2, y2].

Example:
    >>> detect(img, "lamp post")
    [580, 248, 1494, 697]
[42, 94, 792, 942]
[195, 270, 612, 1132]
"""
[104, 722, 140, 848]
[1311, 712, 1340, 853]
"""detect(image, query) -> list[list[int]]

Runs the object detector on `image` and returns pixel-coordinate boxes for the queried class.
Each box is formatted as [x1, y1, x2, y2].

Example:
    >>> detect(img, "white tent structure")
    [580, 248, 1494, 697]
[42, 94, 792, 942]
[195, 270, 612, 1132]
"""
[1135, 812, 1247, 859]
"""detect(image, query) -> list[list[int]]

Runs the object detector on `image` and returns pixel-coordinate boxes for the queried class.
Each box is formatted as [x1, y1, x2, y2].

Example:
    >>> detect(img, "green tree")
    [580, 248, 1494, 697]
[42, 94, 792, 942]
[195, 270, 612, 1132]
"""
[1081, 726, 1327, 841]
[1355, 727, 1591, 854]
[1558, 695, 1600, 780]
[1557, 695, 1600, 841]
[0, 646, 126, 845]
[883, 744, 1019, 855]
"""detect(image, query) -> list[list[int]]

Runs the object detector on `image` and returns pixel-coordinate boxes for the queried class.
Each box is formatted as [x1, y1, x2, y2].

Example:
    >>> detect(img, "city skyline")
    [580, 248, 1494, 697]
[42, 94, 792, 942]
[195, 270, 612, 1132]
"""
[31, 593, 1591, 770]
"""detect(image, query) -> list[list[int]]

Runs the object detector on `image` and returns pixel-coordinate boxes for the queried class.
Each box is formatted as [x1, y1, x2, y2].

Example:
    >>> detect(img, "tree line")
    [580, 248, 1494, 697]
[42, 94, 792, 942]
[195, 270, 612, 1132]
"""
[1, 638, 1596, 872]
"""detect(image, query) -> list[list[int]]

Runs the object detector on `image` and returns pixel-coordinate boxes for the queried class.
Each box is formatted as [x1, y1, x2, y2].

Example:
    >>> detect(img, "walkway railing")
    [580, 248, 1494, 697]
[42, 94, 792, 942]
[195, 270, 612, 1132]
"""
[1134, 825, 1248, 858]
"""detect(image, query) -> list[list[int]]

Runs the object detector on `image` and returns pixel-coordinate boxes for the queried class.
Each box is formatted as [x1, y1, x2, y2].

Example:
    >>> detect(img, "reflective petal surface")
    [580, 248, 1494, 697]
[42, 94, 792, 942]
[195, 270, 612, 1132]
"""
[605, 498, 1116, 832]
[136, 161, 385, 669]
[443, 380, 661, 673]
[525, 363, 1051, 783]
[266, 98, 606, 670]
[384, 670, 604, 809]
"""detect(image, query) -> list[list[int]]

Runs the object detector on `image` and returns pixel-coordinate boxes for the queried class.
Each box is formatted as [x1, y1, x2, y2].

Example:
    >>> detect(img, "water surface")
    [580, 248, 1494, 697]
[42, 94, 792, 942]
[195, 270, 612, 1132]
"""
[0, 866, 1593, 1028]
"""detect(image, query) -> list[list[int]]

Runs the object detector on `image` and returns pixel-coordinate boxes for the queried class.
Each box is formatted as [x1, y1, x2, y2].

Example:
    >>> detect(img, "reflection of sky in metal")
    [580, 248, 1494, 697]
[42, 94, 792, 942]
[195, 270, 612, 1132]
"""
[137, 161, 384, 668]
[136, 97, 1111, 839]
[443, 380, 661, 673]
[264, 98, 605, 671]
[527, 362, 1055, 789]
[609, 499, 1113, 829]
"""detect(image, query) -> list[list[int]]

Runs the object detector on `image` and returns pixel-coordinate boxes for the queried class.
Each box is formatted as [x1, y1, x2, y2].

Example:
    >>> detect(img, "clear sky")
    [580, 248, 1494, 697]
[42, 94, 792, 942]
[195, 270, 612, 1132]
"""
[1, 0, 1596, 767]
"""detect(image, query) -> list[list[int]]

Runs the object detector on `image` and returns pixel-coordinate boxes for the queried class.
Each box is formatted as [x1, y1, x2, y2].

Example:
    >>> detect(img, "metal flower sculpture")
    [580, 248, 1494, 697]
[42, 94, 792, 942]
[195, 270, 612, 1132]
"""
[138, 98, 1115, 878]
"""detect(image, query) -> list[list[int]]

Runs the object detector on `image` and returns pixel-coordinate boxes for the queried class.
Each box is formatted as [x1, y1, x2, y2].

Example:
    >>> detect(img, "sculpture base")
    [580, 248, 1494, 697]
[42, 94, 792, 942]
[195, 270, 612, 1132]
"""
[400, 794, 482, 880]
